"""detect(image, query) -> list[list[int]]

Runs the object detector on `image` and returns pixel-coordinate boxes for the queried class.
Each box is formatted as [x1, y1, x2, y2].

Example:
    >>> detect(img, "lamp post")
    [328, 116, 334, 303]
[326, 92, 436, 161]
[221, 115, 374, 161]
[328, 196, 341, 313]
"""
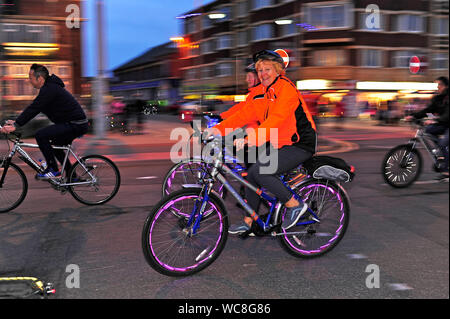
[94, 0, 107, 140]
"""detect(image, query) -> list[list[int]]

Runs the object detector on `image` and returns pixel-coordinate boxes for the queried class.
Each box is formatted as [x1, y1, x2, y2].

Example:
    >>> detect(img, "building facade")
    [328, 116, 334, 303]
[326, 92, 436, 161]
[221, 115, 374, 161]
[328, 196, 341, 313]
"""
[178, 0, 448, 101]
[111, 41, 182, 105]
[0, 0, 82, 112]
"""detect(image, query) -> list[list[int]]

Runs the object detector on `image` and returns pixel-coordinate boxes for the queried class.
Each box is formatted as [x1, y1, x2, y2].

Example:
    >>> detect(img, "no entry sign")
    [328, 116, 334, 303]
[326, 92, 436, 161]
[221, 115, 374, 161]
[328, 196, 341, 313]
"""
[409, 56, 421, 74]
[275, 49, 289, 68]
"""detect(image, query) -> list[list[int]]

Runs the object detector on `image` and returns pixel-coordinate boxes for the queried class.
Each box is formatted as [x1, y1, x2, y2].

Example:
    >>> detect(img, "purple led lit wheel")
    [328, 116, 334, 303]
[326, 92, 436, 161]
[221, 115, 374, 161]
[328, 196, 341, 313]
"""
[278, 179, 350, 258]
[142, 188, 229, 277]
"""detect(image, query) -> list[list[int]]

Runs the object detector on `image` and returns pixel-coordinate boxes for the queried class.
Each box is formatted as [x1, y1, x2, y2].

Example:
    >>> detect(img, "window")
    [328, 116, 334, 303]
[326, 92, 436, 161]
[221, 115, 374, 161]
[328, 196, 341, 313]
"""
[237, 1, 248, 17]
[431, 53, 448, 69]
[216, 63, 233, 77]
[392, 51, 424, 68]
[360, 50, 383, 67]
[313, 50, 347, 66]
[252, 0, 273, 10]
[203, 16, 212, 29]
[0, 23, 55, 43]
[432, 17, 449, 35]
[185, 18, 196, 34]
[201, 39, 215, 54]
[305, 3, 352, 29]
[237, 30, 247, 46]
[394, 15, 424, 32]
[217, 34, 232, 50]
[202, 66, 214, 79]
[279, 19, 297, 37]
[185, 68, 197, 80]
[253, 24, 273, 41]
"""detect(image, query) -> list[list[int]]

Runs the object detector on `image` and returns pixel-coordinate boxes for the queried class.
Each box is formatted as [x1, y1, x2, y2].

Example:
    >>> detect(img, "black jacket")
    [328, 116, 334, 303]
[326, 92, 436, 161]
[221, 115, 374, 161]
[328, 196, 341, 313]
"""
[413, 89, 449, 127]
[15, 75, 86, 127]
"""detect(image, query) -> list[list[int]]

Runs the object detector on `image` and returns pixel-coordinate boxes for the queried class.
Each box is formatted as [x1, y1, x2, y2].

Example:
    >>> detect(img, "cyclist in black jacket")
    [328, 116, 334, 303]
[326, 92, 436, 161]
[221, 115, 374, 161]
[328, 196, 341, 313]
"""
[406, 76, 449, 177]
[0, 64, 88, 179]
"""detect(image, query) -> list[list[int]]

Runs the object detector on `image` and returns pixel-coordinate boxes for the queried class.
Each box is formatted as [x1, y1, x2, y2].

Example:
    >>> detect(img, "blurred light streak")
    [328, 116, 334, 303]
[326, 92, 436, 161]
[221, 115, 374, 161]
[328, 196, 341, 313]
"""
[356, 81, 438, 91]
[297, 80, 329, 90]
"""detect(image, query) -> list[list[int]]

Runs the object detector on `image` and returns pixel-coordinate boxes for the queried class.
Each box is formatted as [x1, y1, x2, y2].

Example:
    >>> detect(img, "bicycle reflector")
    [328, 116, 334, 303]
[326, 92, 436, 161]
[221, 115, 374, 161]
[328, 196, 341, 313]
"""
[0, 277, 55, 299]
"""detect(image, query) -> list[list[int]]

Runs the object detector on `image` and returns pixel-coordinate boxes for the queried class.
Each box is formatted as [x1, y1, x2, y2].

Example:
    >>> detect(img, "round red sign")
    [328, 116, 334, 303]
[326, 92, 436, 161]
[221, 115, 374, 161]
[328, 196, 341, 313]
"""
[275, 49, 289, 68]
[409, 56, 421, 74]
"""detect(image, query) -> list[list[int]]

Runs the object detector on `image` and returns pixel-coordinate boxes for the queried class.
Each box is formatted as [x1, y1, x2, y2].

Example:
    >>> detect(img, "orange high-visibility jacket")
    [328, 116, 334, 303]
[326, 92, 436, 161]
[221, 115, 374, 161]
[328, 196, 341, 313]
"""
[214, 75, 316, 153]
[220, 86, 260, 130]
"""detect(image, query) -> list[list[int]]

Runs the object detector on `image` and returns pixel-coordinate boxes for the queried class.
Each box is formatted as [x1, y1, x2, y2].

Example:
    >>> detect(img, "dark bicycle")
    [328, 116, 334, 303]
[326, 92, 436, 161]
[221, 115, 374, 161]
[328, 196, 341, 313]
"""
[382, 118, 448, 188]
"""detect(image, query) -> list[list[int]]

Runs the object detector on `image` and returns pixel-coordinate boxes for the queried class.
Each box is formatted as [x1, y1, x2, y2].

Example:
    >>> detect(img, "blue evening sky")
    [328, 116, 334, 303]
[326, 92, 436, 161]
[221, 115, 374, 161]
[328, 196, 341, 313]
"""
[81, 0, 214, 77]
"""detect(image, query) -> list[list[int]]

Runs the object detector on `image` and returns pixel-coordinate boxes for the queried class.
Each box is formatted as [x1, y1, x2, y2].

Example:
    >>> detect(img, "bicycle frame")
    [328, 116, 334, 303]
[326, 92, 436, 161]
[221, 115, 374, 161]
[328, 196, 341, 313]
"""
[5, 139, 95, 187]
[410, 127, 441, 164]
[186, 144, 320, 236]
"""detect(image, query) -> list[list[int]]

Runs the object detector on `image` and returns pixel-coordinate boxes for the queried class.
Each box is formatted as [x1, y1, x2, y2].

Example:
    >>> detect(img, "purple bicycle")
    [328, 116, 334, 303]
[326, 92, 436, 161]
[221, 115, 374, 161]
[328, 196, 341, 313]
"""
[142, 136, 352, 276]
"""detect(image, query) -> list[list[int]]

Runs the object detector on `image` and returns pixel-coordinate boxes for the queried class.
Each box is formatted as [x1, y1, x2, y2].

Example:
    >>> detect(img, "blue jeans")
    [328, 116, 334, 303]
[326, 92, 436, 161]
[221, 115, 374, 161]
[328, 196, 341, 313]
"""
[35, 123, 88, 172]
[425, 124, 449, 172]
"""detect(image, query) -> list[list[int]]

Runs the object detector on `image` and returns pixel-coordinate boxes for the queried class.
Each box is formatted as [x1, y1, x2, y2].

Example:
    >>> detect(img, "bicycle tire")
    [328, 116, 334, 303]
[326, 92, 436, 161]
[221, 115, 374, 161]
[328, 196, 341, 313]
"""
[0, 162, 28, 213]
[142, 188, 229, 277]
[68, 155, 121, 205]
[162, 159, 226, 197]
[278, 179, 350, 258]
[382, 144, 422, 188]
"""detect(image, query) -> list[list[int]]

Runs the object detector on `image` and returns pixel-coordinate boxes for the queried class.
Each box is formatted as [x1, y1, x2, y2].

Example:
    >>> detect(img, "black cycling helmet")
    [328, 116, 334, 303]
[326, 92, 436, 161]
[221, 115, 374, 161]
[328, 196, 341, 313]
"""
[244, 63, 257, 74]
[252, 50, 285, 68]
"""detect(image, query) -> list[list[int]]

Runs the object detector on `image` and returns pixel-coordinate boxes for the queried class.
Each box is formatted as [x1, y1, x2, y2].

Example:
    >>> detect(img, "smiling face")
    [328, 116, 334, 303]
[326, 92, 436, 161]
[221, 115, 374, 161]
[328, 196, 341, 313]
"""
[256, 61, 279, 87]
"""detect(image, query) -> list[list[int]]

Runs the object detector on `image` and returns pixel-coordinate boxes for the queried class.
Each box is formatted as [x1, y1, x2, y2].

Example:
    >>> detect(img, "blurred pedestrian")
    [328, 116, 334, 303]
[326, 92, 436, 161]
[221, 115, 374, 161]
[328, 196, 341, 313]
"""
[334, 99, 345, 129]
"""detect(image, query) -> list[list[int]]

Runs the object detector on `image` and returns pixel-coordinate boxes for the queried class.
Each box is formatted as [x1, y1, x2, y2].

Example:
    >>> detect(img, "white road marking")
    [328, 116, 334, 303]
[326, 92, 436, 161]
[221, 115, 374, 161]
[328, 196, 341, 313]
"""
[346, 253, 368, 259]
[388, 283, 413, 291]
[136, 176, 158, 180]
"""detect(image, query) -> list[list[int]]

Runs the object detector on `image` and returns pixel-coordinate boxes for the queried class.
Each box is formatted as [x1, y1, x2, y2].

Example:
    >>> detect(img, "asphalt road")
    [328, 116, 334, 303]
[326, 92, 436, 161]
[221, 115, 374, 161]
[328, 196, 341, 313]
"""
[0, 121, 448, 301]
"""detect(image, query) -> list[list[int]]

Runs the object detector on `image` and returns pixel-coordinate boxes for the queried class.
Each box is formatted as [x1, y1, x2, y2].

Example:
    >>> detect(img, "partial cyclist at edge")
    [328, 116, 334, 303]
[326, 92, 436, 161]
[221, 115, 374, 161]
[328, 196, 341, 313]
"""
[405, 76, 449, 178]
[208, 49, 317, 234]
[0, 64, 88, 180]
[219, 62, 261, 170]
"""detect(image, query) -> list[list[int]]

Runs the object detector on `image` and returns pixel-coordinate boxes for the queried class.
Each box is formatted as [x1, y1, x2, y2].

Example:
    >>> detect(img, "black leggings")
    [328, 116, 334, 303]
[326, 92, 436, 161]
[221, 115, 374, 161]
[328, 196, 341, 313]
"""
[245, 145, 313, 212]
[35, 123, 88, 172]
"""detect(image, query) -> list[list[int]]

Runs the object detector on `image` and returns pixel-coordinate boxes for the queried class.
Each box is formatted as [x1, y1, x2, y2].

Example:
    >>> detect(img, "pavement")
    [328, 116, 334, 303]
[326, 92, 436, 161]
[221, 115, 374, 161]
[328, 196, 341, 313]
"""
[16, 115, 411, 163]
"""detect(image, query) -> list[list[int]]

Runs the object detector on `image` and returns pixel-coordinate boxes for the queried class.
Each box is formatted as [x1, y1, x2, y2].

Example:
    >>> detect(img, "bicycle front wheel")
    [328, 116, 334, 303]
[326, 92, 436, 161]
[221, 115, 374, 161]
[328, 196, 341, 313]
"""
[142, 188, 229, 277]
[0, 162, 28, 213]
[382, 144, 422, 188]
[68, 155, 121, 205]
[278, 179, 350, 258]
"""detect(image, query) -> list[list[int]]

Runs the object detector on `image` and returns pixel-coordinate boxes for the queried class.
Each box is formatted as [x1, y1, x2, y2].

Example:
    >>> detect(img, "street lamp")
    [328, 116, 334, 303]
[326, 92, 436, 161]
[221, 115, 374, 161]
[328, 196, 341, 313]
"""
[274, 19, 293, 25]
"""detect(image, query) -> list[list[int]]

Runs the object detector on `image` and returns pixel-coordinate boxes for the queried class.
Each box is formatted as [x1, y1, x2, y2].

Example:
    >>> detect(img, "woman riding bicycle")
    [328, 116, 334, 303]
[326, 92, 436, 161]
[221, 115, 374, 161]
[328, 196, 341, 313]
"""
[208, 50, 317, 234]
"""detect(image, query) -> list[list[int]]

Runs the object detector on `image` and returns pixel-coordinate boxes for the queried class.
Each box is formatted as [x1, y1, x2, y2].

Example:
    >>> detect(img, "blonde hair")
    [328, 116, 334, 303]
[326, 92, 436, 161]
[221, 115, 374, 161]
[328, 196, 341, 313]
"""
[255, 59, 285, 76]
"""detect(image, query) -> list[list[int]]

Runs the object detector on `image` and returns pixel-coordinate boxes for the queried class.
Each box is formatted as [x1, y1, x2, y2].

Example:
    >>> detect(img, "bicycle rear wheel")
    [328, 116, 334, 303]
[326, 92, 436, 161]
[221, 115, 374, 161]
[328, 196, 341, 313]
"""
[142, 188, 228, 277]
[68, 155, 120, 205]
[0, 162, 28, 213]
[382, 144, 422, 188]
[278, 179, 350, 258]
[162, 159, 225, 197]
